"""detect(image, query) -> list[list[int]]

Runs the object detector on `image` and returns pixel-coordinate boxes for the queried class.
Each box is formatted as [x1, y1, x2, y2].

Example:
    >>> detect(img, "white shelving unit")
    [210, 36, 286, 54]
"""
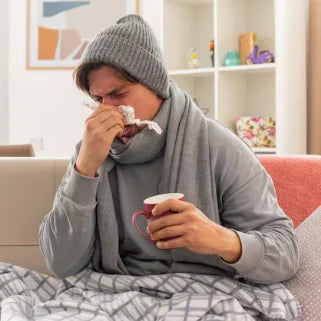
[160, 0, 307, 154]
[253, 147, 277, 154]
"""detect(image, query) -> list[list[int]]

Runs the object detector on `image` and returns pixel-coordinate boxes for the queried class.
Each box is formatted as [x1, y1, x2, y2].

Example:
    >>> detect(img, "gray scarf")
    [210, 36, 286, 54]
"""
[92, 80, 216, 274]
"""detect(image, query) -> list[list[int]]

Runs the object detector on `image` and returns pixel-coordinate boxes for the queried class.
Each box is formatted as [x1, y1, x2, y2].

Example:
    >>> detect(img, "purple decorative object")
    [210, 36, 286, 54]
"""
[246, 45, 274, 64]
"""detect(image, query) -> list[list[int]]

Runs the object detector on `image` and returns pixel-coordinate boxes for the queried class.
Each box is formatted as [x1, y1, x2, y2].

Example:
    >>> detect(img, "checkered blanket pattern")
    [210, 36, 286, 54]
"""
[0, 262, 300, 320]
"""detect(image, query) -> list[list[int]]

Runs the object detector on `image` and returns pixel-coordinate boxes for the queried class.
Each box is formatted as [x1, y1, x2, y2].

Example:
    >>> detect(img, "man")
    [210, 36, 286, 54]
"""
[39, 14, 299, 284]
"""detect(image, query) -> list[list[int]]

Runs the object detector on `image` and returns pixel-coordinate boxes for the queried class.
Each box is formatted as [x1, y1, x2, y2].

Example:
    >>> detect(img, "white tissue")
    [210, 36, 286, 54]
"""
[118, 105, 162, 135]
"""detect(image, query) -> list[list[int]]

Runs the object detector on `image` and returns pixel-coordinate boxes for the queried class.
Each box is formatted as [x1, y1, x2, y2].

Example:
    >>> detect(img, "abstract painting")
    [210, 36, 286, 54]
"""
[26, 0, 139, 69]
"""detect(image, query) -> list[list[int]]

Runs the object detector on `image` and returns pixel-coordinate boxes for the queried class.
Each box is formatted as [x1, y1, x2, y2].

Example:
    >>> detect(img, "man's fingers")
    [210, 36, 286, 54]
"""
[85, 104, 122, 123]
[152, 199, 192, 217]
[96, 112, 124, 130]
[156, 236, 186, 250]
[86, 110, 125, 134]
[150, 225, 185, 241]
[148, 212, 187, 234]
[85, 103, 104, 122]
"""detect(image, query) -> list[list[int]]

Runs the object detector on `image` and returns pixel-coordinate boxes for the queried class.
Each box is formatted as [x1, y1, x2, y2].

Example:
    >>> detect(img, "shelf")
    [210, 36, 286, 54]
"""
[252, 147, 276, 154]
[218, 63, 276, 73]
[163, 0, 213, 70]
[171, 0, 212, 5]
[168, 64, 275, 76]
[161, 0, 307, 154]
[168, 68, 215, 77]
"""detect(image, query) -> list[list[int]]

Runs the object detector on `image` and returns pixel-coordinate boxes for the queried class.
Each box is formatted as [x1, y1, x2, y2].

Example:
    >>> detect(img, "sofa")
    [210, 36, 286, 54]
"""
[1, 154, 320, 275]
[0, 144, 35, 156]
[0, 157, 68, 276]
[0, 155, 321, 319]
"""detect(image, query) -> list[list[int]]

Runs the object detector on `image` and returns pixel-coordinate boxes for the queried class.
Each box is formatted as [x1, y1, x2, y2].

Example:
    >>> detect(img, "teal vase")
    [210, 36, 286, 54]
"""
[224, 50, 241, 66]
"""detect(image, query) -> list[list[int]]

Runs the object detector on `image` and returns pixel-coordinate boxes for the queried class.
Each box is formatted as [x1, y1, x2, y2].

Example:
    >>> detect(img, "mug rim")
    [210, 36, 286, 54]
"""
[144, 193, 184, 205]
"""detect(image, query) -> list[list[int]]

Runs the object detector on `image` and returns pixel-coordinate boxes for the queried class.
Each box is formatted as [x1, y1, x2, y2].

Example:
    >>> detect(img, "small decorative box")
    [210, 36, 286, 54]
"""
[236, 116, 276, 148]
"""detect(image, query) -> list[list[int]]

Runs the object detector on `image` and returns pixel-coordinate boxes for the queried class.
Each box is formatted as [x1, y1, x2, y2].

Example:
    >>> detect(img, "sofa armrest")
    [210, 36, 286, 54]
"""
[0, 157, 69, 275]
[0, 144, 35, 156]
[258, 155, 321, 227]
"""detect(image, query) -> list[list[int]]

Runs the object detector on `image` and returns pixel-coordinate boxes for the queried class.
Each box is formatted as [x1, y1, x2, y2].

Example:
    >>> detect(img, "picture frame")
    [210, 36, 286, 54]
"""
[26, 0, 140, 70]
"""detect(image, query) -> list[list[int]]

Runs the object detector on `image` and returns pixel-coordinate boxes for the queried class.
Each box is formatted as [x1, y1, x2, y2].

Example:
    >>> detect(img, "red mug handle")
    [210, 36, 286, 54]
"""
[132, 210, 151, 241]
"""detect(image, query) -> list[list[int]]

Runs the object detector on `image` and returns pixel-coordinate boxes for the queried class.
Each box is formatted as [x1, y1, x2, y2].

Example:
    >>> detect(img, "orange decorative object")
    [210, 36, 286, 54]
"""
[209, 38, 214, 67]
[38, 26, 59, 60]
[239, 32, 256, 65]
[209, 39, 214, 50]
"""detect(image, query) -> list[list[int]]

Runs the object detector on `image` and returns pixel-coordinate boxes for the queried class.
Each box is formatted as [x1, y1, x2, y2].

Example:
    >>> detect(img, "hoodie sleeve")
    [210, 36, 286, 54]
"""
[39, 141, 99, 278]
[209, 122, 299, 284]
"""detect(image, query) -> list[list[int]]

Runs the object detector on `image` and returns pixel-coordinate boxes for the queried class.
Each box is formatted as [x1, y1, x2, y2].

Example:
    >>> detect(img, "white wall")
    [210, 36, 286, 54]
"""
[0, 0, 311, 156]
[4, 0, 161, 157]
[8, 0, 91, 157]
[0, 0, 9, 144]
[140, 0, 162, 47]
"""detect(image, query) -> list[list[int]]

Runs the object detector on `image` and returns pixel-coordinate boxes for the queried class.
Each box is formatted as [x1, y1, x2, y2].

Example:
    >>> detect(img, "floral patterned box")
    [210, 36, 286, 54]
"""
[236, 116, 276, 148]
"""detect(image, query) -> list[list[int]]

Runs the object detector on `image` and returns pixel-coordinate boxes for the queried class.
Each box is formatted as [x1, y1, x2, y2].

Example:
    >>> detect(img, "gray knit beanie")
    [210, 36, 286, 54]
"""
[82, 14, 170, 99]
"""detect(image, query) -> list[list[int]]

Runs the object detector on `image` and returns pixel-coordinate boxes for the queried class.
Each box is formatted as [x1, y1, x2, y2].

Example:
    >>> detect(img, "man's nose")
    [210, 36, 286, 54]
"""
[102, 97, 112, 105]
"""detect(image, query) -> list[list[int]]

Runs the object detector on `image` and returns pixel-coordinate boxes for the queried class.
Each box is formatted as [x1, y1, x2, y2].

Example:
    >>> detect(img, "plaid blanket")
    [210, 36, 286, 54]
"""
[0, 263, 300, 321]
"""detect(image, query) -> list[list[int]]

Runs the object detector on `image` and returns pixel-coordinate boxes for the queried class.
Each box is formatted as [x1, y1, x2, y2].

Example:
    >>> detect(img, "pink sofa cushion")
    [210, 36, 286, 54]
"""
[258, 155, 321, 228]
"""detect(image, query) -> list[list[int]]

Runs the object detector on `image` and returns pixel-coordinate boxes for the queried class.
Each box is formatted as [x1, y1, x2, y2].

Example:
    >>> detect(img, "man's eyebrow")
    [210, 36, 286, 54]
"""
[91, 85, 128, 98]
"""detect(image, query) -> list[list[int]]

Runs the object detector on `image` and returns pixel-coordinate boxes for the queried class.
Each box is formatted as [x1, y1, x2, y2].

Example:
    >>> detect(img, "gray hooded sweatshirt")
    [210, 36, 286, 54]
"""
[39, 96, 299, 284]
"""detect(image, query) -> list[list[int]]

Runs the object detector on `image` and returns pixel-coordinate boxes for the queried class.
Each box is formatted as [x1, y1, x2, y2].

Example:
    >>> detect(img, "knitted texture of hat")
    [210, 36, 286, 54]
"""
[82, 14, 169, 99]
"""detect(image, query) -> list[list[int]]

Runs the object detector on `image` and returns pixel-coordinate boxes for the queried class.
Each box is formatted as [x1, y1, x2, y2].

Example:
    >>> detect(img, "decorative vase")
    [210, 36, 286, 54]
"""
[224, 50, 241, 66]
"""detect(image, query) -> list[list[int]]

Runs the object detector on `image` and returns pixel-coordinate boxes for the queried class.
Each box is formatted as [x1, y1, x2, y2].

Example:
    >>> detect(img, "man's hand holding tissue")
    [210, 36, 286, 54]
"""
[76, 104, 125, 177]
[148, 199, 242, 264]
